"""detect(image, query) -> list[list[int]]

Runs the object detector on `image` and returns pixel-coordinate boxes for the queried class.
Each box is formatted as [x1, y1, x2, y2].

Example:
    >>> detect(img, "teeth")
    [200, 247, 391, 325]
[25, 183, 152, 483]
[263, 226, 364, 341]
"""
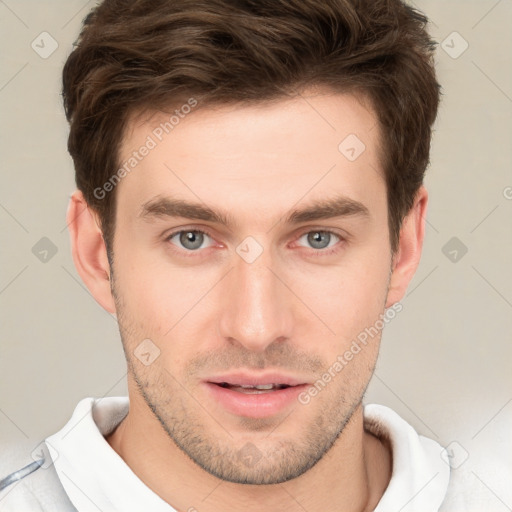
[241, 384, 275, 390]
[215, 382, 292, 393]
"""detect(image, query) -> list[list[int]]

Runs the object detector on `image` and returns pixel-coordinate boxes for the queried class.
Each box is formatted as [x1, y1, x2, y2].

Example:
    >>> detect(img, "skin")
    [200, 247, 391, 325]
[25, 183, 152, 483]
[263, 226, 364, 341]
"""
[67, 88, 428, 512]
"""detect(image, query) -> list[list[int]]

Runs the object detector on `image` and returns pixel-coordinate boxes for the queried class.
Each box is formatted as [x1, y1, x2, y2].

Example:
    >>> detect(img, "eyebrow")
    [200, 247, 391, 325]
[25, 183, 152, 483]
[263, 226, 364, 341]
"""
[138, 195, 370, 227]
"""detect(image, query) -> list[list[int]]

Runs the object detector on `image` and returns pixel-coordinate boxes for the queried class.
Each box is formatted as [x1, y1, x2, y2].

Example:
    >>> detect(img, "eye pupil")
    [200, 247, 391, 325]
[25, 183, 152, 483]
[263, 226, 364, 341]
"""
[179, 231, 204, 250]
[308, 231, 330, 249]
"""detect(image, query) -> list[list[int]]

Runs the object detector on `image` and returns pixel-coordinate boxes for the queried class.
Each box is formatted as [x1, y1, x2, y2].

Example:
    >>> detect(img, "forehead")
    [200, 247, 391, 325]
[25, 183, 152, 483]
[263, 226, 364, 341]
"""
[116, 90, 384, 220]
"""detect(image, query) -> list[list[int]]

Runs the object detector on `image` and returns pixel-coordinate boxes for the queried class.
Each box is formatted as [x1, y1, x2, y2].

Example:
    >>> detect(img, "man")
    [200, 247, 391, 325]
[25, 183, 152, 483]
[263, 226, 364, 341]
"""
[0, 0, 461, 510]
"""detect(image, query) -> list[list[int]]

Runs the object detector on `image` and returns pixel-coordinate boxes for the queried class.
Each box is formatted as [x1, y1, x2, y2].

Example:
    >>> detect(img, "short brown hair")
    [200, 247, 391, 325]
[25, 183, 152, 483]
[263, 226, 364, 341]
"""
[63, 0, 440, 257]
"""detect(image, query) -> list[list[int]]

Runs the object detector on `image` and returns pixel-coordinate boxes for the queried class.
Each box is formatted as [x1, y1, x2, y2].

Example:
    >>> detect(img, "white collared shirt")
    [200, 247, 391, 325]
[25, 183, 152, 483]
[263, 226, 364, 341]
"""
[2, 397, 458, 511]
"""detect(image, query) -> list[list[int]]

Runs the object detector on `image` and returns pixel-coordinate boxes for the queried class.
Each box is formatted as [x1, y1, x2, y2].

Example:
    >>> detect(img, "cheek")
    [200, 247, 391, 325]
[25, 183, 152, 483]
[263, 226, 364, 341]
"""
[288, 252, 390, 345]
[113, 239, 190, 317]
[113, 245, 221, 366]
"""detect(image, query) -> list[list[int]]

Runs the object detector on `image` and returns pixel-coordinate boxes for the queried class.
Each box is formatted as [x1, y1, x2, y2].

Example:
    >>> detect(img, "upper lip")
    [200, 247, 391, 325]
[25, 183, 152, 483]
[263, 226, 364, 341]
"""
[205, 371, 308, 387]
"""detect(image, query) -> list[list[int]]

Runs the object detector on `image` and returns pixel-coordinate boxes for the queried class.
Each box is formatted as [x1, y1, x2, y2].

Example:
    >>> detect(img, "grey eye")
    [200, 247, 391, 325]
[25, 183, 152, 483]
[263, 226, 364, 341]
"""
[308, 231, 331, 249]
[173, 230, 208, 250]
[299, 231, 339, 250]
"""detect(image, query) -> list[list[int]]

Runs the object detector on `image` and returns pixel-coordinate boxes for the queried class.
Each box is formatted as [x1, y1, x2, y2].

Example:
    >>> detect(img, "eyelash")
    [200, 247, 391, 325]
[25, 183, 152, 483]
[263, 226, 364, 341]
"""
[164, 227, 346, 258]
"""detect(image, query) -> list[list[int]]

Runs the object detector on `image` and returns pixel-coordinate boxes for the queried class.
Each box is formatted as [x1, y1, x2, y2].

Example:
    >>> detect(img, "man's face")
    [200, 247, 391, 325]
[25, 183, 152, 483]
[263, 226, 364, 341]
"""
[111, 90, 393, 484]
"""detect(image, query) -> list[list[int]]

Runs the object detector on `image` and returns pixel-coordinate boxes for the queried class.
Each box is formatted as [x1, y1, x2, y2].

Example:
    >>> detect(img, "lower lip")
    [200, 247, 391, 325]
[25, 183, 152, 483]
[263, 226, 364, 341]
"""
[203, 382, 308, 418]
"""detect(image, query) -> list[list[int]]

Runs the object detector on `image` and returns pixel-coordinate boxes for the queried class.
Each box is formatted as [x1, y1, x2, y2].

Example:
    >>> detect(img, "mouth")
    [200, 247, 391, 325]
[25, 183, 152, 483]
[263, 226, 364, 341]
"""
[212, 382, 293, 394]
[203, 372, 309, 418]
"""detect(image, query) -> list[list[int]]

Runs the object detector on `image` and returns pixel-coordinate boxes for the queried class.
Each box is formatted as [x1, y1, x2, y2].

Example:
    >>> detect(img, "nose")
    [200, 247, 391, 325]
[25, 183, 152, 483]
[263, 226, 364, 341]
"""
[217, 246, 294, 353]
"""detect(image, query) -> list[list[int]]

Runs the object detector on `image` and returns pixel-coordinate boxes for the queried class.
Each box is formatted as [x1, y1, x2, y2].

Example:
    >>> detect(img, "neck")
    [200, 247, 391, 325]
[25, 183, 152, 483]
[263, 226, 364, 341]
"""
[106, 393, 391, 512]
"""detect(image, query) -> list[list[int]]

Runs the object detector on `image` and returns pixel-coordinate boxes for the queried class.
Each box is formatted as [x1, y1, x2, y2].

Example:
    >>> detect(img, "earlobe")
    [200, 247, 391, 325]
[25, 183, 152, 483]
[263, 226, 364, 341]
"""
[385, 186, 428, 308]
[66, 190, 116, 314]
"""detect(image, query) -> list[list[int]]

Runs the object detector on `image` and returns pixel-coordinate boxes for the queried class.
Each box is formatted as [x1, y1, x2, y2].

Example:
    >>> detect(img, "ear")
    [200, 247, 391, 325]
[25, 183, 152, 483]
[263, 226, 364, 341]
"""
[385, 186, 428, 308]
[66, 190, 116, 314]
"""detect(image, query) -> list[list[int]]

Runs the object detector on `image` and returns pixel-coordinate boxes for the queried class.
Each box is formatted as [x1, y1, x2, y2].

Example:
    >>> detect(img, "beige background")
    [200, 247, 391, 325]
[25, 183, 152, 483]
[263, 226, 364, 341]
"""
[1, 0, 511, 507]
